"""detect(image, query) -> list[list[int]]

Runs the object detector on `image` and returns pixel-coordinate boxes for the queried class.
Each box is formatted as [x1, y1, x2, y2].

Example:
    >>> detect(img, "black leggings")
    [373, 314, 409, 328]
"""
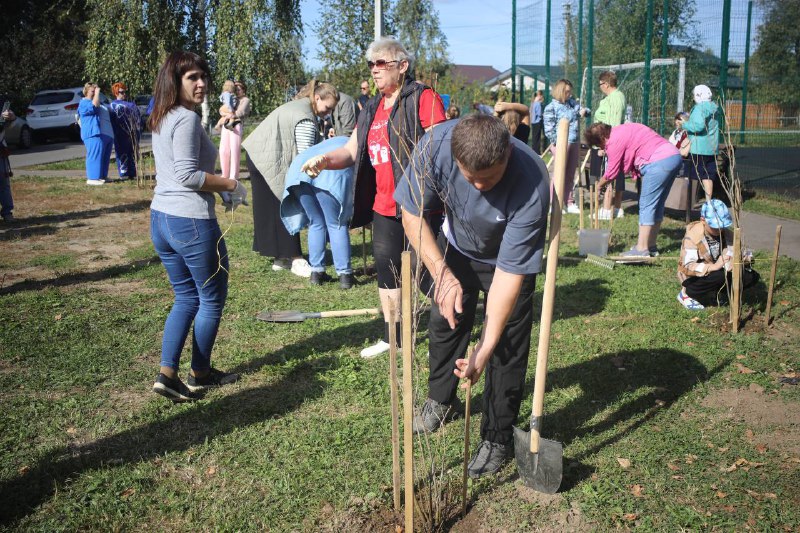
[372, 213, 406, 289]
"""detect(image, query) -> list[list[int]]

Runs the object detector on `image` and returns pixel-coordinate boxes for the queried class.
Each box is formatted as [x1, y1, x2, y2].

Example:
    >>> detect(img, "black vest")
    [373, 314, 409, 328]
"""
[351, 77, 430, 228]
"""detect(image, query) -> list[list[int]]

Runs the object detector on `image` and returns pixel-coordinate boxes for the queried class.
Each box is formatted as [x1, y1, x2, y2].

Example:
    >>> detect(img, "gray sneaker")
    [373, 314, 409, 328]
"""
[467, 440, 512, 478]
[412, 397, 463, 435]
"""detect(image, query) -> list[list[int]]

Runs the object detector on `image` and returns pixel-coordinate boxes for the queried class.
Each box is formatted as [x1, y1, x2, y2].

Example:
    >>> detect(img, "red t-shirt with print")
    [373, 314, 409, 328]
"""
[366, 89, 446, 216]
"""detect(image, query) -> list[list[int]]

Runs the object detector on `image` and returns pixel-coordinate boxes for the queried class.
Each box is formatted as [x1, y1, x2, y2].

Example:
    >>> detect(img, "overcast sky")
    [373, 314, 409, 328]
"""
[300, 0, 762, 73]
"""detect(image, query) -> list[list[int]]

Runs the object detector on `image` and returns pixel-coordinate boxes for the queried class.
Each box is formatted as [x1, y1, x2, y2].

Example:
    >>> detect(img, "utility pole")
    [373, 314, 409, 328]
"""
[563, 2, 572, 81]
[375, 0, 383, 39]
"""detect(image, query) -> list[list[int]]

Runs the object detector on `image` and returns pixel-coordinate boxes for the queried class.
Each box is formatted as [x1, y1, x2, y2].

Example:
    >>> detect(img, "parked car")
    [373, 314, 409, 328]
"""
[3, 115, 33, 149]
[26, 87, 109, 142]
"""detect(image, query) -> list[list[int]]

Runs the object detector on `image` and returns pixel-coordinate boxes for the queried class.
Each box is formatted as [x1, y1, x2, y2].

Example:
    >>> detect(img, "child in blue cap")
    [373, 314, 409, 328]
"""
[676, 200, 759, 310]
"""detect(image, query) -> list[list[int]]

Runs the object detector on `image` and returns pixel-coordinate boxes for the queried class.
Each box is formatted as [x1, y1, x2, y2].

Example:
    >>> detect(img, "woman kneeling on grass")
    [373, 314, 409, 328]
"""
[148, 51, 247, 401]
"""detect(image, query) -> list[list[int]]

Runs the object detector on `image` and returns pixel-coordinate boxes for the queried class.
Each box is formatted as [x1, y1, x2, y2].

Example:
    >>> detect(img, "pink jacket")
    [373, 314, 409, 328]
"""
[604, 123, 679, 180]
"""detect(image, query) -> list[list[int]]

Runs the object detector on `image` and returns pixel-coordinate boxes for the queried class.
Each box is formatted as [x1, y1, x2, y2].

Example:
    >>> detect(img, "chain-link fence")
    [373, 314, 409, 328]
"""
[512, 0, 799, 199]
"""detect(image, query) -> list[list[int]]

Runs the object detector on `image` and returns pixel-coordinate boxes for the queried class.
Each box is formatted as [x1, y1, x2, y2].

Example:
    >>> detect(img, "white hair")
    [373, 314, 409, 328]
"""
[365, 36, 415, 71]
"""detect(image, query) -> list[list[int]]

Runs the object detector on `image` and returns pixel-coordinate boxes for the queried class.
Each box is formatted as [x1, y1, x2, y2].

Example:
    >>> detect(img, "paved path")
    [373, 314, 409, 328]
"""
[9, 134, 152, 169]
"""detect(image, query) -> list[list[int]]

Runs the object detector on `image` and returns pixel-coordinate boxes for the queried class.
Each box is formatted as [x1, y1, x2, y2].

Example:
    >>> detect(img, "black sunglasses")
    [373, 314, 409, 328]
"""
[367, 59, 399, 70]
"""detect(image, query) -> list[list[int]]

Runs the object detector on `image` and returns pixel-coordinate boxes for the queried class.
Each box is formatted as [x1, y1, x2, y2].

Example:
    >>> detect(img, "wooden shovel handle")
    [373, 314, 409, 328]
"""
[530, 118, 569, 453]
[317, 308, 380, 318]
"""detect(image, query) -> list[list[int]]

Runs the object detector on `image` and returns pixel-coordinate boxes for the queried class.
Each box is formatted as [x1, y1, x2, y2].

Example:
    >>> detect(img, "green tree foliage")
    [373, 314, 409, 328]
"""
[0, 0, 89, 114]
[750, 0, 800, 110]
[84, 0, 303, 114]
[85, 0, 185, 97]
[312, 0, 385, 97]
[588, 0, 697, 66]
[392, 0, 450, 80]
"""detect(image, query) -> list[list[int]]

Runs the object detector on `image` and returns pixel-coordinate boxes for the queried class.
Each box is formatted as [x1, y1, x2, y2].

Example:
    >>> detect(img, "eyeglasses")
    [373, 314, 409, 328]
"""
[117, 90, 126, 94]
[367, 59, 399, 70]
[361, 86, 369, 90]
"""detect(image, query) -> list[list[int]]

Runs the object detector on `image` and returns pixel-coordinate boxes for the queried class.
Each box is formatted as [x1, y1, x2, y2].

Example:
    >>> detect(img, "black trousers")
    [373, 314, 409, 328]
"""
[682, 267, 759, 306]
[427, 233, 536, 446]
[530, 121, 543, 155]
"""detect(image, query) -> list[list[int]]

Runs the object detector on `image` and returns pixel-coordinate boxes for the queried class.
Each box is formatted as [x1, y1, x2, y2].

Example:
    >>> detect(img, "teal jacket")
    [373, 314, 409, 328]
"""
[682, 101, 719, 156]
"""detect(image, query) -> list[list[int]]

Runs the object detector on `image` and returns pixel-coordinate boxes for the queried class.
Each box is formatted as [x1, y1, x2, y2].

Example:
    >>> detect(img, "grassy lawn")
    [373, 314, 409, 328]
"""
[743, 190, 800, 222]
[1, 174, 798, 531]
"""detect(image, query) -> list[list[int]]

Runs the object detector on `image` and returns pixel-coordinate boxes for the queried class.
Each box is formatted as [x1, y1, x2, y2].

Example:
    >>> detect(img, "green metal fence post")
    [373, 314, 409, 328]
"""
[512, 0, 517, 102]
[545, 0, 551, 103]
[719, 0, 732, 140]
[586, 0, 593, 113]
[577, 0, 584, 100]
[659, 0, 669, 134]
[643, 0, 653, 126]
[740, 0, 753, 145]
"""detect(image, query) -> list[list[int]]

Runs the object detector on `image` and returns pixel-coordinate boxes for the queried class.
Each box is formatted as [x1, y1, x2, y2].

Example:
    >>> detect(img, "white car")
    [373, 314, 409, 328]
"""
[26, 87, 109, 141]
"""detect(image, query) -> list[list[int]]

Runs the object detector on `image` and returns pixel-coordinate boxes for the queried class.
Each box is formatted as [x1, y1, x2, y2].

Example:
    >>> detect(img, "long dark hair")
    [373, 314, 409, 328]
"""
[148, 51, 210, 133]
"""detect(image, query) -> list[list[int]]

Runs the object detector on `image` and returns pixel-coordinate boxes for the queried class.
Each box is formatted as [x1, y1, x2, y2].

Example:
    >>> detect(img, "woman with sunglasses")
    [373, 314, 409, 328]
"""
[109, 82, 142, 180]
[302, 36, 446, 359]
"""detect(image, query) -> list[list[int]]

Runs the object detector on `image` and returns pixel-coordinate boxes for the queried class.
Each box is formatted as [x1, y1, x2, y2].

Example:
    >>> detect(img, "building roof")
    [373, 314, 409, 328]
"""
[450, 64, 502, 85]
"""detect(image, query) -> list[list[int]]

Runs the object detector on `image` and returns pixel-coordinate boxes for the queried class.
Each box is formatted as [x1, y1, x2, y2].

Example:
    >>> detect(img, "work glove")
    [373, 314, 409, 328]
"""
[230, 181, 248, 208]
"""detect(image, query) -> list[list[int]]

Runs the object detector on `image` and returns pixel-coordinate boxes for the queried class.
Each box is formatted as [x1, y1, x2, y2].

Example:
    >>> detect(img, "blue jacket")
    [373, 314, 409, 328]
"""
[281, 136, 354, 234]
[543, 98, 581, 145]
[682, 101, 719, 156]
[78, 99, 114, 140]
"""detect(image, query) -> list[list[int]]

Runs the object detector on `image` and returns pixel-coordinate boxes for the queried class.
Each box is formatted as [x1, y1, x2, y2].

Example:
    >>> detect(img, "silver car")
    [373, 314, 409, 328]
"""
[2, 115, 33, 149]
[26, 87, 109, 141]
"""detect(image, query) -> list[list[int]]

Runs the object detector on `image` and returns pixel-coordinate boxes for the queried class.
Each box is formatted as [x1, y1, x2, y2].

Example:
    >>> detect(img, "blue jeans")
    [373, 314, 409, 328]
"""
[0, 156, 13, 218]
[150, 210, 228, 371]
[639, 154, 682, 225]
[294, 183, 352, 274]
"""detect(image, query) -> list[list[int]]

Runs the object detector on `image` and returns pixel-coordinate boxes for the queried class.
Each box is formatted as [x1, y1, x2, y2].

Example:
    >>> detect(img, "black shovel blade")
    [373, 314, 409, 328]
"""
[512, 425, 563, 494]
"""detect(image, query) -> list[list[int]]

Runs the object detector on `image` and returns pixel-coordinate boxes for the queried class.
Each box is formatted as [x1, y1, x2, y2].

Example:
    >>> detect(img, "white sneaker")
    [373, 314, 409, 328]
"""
[615, 208, 625, 218]
[598, 208, 612, 221]
[86, 179, 106, 186]
[566, 203, 581, 214]
[360, 340, 390, 359]
[290, 258, 313, 278]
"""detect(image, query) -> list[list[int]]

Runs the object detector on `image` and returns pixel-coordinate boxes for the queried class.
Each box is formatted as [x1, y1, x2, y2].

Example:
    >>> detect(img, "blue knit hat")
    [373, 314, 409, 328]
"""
[701, 199, 733, 229]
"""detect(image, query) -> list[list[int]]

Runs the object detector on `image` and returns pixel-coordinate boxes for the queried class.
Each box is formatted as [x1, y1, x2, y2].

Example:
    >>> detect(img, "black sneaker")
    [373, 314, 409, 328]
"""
[152, 373, 200, 402]
[339, 273, 355, 289]
[186, 368, 240, 392]
[467, 440, 512, 478]
[412, 397, 463, 435]
[310, 271, 332, 285]
[648, 246, 660, 257]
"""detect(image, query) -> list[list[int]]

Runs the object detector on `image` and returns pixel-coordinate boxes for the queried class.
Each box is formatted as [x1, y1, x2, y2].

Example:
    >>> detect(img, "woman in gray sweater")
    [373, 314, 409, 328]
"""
[148, 51, 246, 402]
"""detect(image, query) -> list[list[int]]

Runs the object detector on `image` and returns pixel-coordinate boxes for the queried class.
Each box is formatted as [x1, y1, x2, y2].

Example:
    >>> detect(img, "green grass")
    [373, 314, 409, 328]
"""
[23, 158, 111, 171]
[1, 175, 799, 531]
[743, 190, 800, 221]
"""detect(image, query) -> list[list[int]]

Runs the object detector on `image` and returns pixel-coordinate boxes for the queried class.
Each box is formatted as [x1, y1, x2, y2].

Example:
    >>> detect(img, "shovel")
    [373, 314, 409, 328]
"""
[256, 308, 380, 323]
[513, 118, 568, 494]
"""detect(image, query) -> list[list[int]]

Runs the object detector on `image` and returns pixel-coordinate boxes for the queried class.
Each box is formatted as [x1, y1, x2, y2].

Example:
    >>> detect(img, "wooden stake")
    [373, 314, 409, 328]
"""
[461, 378, 472, 518]
[594, 185, 601, 229]
[765, 225, 782, 326]
[589, 185, 595, 228]
[401, 252, 414, 532]
[731, 228, 742, 333]
[579, 186, 584, 231]
[388, 309, 401, 511]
